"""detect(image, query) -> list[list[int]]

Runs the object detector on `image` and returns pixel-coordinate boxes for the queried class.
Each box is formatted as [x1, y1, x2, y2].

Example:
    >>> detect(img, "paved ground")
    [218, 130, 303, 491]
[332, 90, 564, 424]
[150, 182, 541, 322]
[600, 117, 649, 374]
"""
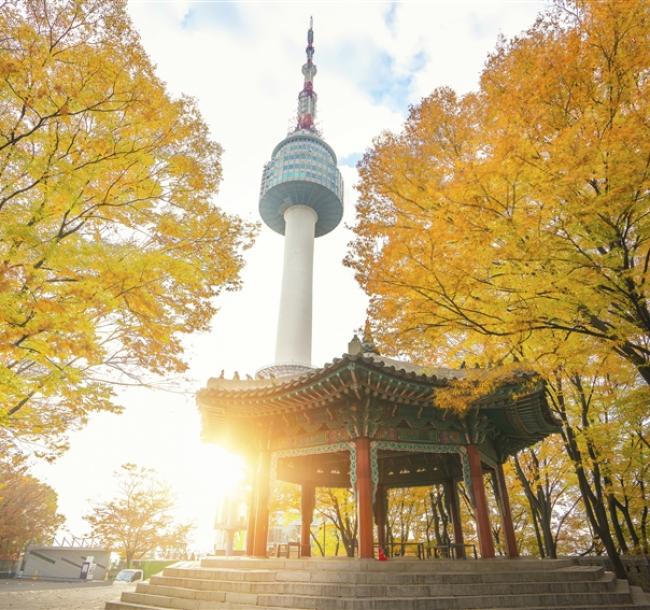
[0, 579, 132, 610]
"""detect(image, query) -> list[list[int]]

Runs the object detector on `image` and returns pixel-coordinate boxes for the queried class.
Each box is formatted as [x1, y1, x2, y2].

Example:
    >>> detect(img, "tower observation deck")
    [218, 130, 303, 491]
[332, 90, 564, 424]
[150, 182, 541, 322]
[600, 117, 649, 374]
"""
[259, 19, 343, 376]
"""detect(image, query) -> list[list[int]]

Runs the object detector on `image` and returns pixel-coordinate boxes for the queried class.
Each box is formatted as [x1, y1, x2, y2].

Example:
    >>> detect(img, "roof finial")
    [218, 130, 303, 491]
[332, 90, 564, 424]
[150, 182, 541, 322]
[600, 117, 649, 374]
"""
[362, 320, 379, 354]
[296, 17, 317, 132]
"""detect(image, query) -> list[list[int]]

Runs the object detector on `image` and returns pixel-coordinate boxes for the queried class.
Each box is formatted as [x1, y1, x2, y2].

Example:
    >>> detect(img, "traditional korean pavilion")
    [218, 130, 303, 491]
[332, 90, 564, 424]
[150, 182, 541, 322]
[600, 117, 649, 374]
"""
[197, 338, 560, 560]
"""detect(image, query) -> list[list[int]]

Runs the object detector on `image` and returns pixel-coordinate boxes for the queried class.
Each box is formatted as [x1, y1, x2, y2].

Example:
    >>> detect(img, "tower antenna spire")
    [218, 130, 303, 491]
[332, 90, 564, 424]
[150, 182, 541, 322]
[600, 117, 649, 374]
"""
[297, 17, 317, 131]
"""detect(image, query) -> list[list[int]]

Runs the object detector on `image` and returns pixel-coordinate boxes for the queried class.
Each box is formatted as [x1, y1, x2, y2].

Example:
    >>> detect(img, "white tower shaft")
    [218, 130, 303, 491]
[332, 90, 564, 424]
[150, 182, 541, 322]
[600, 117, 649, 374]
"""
[275, 205, 318, 367]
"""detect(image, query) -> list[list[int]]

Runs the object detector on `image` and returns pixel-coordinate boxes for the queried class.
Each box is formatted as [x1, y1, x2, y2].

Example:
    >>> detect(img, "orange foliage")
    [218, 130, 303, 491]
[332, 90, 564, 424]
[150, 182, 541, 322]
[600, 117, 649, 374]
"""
[348, 0, 650, 385]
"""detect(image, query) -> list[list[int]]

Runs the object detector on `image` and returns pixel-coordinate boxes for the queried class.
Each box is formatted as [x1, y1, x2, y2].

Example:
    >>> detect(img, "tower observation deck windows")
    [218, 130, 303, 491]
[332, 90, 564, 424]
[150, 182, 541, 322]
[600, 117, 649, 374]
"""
[260, 134, 343, 202]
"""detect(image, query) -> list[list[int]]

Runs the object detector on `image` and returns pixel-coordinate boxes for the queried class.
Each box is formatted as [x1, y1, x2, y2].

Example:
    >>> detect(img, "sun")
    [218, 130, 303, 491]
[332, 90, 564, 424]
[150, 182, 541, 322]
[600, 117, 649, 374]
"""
[159, 438, 248, 552]
[196, 443, 247, 497]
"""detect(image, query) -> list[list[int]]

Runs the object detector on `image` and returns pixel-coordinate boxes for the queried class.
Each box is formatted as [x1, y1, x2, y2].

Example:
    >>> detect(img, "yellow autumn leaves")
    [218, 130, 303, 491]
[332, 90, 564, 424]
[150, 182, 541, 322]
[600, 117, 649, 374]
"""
[0, 1, 254, 456]
[349, 0, 650, 386]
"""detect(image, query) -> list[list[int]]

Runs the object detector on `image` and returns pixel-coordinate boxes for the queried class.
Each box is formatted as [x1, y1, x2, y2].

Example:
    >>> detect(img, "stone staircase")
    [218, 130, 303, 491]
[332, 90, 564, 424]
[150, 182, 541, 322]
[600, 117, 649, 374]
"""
[106, 557, 650, 610]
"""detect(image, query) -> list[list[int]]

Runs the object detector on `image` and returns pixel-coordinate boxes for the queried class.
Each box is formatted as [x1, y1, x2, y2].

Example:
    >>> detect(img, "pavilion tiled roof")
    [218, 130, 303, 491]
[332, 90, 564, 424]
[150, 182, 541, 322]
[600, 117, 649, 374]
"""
[197, 352, 561, 455]
[200, 353, 457, 410]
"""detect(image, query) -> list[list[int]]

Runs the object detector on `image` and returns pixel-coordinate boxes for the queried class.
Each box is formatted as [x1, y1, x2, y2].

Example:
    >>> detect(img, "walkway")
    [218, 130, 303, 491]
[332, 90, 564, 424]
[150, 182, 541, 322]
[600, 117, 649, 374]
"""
[0, 579, 134, 610]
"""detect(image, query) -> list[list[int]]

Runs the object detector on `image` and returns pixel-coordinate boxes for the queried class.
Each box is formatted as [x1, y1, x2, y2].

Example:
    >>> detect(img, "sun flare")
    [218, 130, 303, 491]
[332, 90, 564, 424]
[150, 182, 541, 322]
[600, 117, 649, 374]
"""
[196, 444, 247, 497]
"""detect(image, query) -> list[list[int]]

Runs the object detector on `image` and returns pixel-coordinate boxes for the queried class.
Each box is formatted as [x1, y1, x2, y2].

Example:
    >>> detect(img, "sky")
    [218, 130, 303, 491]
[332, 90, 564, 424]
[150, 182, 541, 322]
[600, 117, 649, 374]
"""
[32, 0, 547, 553]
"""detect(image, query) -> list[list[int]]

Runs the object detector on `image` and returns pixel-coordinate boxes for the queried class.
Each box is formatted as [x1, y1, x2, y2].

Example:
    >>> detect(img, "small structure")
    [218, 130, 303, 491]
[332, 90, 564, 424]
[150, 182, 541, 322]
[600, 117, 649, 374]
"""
[214, 492, 247, 556]
[198, 345, 560, 559]
[21, 541, 110, 580]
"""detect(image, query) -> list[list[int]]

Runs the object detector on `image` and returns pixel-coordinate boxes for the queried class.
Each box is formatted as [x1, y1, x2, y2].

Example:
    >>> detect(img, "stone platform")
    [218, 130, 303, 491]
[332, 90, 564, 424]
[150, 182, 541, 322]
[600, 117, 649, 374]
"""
[105, 557, 650, 610]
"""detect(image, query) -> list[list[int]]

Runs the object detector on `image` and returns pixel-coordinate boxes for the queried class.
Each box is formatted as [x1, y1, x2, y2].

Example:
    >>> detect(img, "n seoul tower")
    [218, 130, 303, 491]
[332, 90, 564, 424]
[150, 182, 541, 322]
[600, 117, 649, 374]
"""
[259, 19, 343, 377]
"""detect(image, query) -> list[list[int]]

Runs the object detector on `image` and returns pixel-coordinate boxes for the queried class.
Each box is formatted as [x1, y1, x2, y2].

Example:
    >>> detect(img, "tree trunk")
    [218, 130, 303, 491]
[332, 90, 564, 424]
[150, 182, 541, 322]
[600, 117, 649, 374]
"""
[616, 494, 640, 551]
[309, 529, 324, 557]
[557, 408, 626, 577]
[606, 492, 629, 554]
[434, 486, 451, 545]
[513, 453, 546, 558]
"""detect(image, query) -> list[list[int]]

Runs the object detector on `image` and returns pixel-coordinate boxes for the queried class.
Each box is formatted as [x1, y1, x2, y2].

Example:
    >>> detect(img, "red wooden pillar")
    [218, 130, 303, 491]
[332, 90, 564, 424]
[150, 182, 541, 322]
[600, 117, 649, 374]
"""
[355, 437, 374, 558]
[466, 444, 495, 558]
[444, 479, 465, 559]
[246, 482, 257, 556]
[494, 462, 519, 558]
[300, 482, 315, 558]
[374, 484, 387, 554]
[252, 450, 271, 557]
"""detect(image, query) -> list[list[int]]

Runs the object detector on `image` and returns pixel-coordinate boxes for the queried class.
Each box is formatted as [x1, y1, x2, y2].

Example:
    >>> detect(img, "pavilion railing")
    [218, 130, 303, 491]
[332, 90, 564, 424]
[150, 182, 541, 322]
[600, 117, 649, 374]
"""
[270, 541, 301, 558]
[268, 540, 477, 560]
[423, 542, 478, 559]
[376, 541, 478, 560]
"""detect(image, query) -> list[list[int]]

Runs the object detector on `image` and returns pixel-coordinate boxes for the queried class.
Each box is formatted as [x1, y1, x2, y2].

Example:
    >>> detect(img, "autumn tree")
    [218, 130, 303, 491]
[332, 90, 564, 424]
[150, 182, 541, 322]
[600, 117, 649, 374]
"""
[315, 488, 357, 557]
[269, 482, 358, 557]
[502, 339, 649, 572]
[0, 0, 253, 456]
[385, 487, 439, 555]
[85, 463, 190, 567]
[548, 358, 650, 561]
[511, 437, 581, 558]
[348, 0, 650, 384]
[0, 455, 64, 559]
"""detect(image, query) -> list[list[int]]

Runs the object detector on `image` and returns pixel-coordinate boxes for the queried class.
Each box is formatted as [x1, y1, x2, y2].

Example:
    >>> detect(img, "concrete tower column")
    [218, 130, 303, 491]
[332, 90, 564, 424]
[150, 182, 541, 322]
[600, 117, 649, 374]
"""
[275, 205, 317, 367]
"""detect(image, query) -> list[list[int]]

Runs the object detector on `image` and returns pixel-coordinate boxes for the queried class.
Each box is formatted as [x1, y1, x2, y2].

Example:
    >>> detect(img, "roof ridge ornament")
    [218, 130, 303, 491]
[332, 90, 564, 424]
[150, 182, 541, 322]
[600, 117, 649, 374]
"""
[361, 320, 379, 354]
[347, 334, 363, 355]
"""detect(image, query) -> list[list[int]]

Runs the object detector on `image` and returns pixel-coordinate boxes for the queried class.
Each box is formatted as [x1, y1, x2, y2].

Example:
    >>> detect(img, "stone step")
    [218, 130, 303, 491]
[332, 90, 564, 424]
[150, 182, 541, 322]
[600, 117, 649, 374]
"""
[145, 572, 616, 598]
[255, 591, 640, 610]
[162, 564, 605, 585]
[487, 604, 650, 610]
[104, 561, 649, 610]
[107, 604, 310, 610]
[164, 567, 278, 582]
[338, 566, 605, 585]
[106, 604, 279, 610]
[110, 592, 312, 610]
[106, 602, 650, 610]
[122, 591, 207, 609]
[106, 603, 171, 610]
[199, 558, 576, 573]
[107, 592, 650, 610]
[252, 580, 638, 610]
[119, 579, 639, 610]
